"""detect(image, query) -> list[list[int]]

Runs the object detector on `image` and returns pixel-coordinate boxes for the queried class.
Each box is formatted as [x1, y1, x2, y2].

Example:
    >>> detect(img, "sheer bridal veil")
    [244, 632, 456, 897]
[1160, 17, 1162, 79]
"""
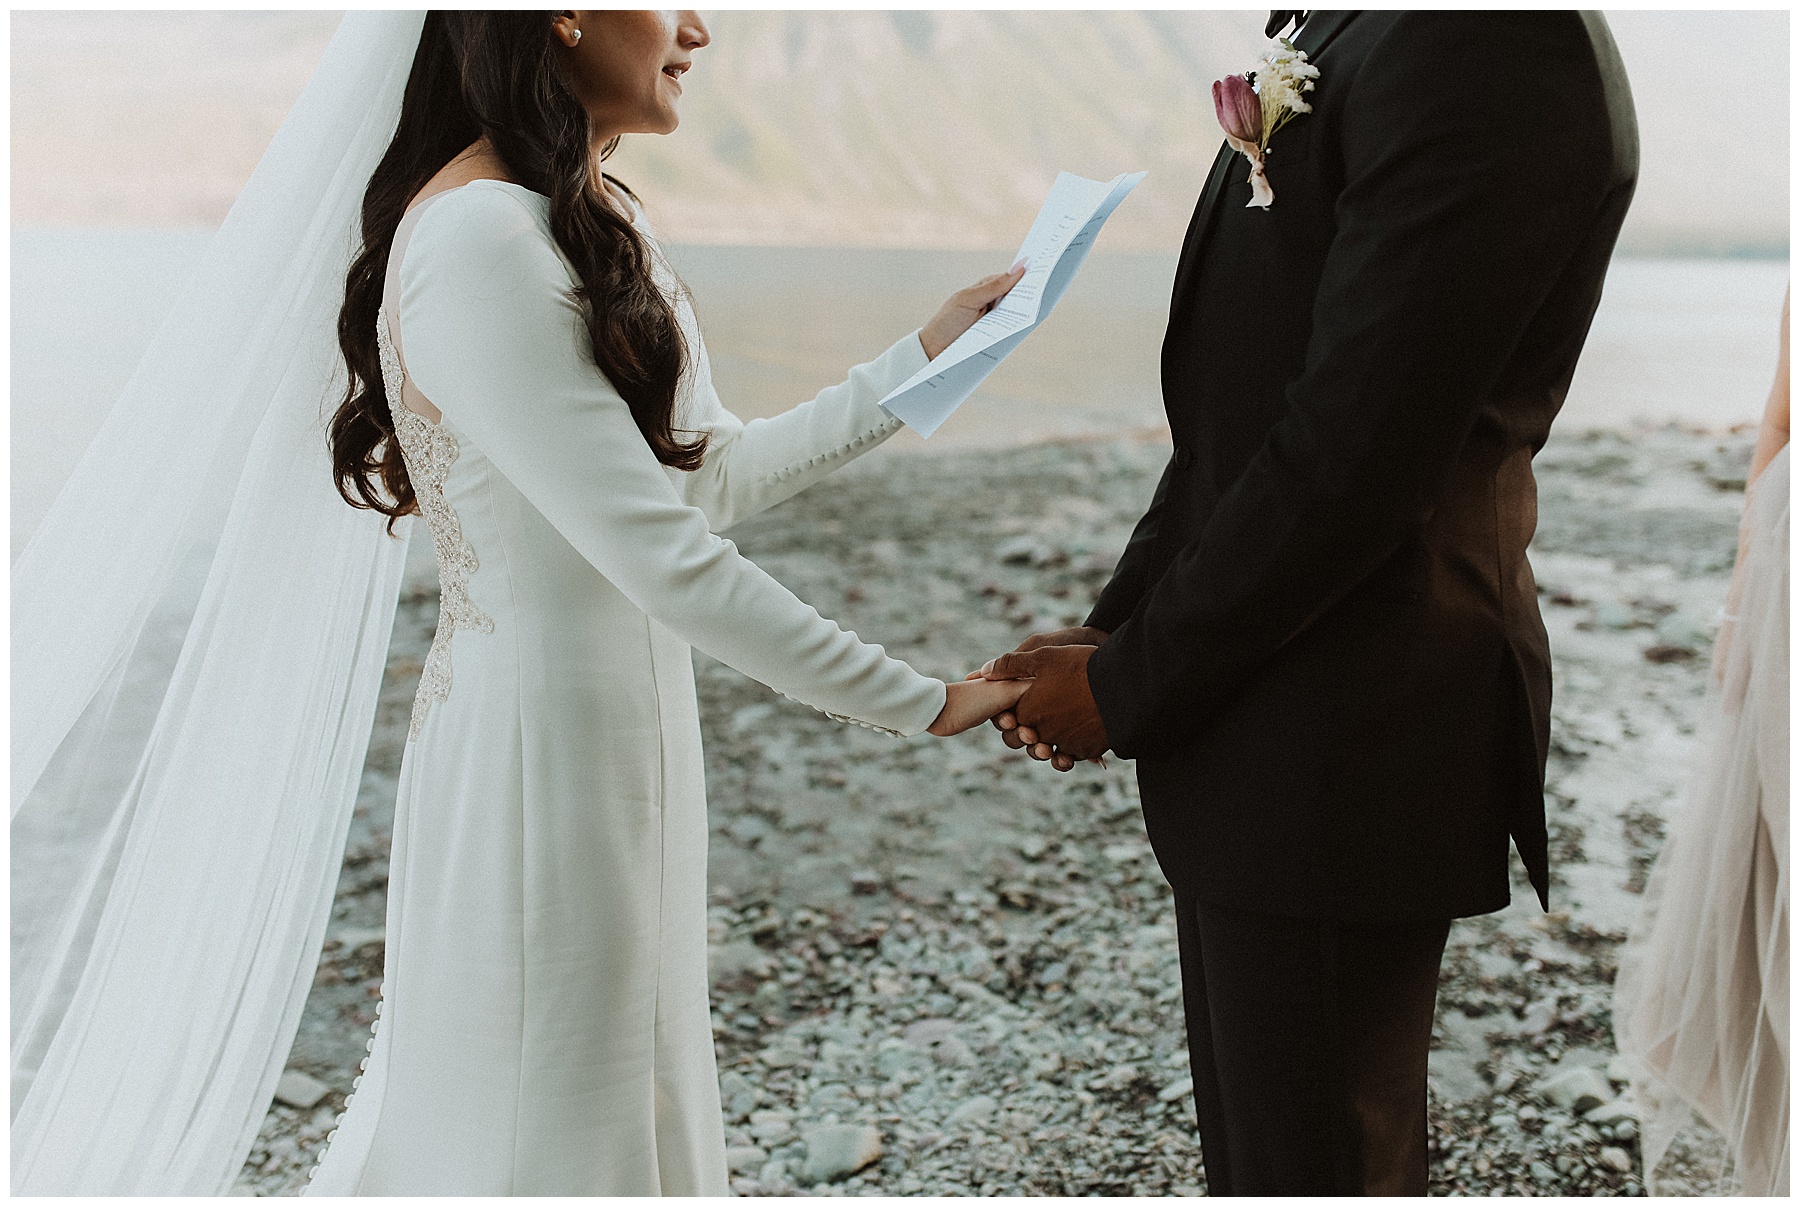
[12, 13, 424, 1193]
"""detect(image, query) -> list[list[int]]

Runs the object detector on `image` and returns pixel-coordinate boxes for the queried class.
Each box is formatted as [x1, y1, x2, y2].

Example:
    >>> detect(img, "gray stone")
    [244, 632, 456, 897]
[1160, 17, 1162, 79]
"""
[749, 1109, 796, 1144]
[865, 539, 904, 571]
[1093, 1064, 1140, 1091]
[726, 1144, 769, 1174]
[877, 1046, 925, 1077]
[1599, 1146, 1634, 1174]
[801, 1123, 882, 1184]
[1654, 611, 1710, 651]
[931, 1035, 975, 1066]
[1529, 1160, 1557, 1184]
[948, 978, 998, 1005]
[709, 939, 773, 981]
[730, 702, 775, 734]
[1555, 1046, 1611, 1071]
[1521, 1000, 1559, 1037]
[947, 1095, 997, 1128]
[1538, 1065, 1613, 1114]
[760, 1043, 806, 1069]
[902, 1018, 957, 1049]
[808, 1083, 859, 1115]
[994, 535, 1052, 566]
[1583, 1098, 1638, 1125]
[1594, 601, 1637, 630]
[718, 1069, 759, 1121]
[1157, 1076, 1193, 1103]
[1427, 1011, 1492, 1104]
[273, 1070, 330, 1110]
[328, 926, 385, 954]
[757, 1158, 795, 1195]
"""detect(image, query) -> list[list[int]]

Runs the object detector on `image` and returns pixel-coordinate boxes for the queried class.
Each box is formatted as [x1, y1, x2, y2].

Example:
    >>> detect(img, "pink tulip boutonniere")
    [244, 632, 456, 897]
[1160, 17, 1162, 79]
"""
[1212, 39, 1320, 208]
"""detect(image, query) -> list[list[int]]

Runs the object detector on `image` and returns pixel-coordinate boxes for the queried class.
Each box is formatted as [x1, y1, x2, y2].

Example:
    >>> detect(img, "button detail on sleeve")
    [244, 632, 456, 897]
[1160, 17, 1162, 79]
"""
[776, 690, 907, 737]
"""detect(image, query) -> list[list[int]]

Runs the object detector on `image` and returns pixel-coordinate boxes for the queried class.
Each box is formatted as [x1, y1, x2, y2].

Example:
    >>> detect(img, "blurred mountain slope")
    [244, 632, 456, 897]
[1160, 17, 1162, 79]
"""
[11, 10, 1788, 255]
[604, 10, 1266, 249]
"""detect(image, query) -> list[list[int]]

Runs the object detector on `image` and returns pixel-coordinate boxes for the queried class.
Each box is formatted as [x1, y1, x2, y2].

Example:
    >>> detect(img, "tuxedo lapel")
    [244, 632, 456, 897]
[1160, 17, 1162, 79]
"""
[1167, 11, 1360, 320]
[1292, 9, 1357, 58]
[1167, 145, 1237, 315]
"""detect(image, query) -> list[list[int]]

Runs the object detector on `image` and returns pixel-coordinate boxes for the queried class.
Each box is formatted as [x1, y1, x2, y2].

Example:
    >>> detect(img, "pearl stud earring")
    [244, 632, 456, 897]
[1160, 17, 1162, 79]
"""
[571, 28, 582, 44]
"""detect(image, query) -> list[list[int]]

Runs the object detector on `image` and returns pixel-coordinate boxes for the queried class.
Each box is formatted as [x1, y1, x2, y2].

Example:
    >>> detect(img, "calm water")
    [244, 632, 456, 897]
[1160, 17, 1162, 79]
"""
[11, 228, 1788, 555]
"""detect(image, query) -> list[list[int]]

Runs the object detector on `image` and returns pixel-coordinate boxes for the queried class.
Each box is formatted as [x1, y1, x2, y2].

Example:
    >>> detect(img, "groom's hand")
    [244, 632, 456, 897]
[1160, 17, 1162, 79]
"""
[987, 625, 1110, 670]
[985, 644, 1110, 763]
[985, 626, 1109, 756]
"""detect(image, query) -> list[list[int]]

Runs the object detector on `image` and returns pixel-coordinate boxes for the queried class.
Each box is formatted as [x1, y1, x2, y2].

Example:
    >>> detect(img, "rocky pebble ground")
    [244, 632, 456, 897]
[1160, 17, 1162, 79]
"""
[235, 424, 1751, 1195]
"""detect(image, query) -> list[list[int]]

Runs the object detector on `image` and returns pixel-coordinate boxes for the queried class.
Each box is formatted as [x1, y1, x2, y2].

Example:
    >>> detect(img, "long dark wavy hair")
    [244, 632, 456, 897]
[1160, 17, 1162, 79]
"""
[331, 11, 702, 530]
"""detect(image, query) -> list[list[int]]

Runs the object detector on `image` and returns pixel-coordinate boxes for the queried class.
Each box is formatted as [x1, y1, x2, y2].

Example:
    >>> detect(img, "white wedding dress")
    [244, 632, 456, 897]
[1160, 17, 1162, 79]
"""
[1613, 445, 1788, 1195]
[306, 180, 945, 1195]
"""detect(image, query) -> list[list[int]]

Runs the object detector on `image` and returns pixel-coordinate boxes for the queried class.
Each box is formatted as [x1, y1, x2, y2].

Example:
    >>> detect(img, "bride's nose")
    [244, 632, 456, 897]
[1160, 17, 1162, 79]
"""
[677, 11, 710, 51]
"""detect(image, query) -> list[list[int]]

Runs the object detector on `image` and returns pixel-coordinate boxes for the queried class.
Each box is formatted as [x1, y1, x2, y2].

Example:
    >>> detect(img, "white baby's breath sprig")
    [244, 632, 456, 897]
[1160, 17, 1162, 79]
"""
[1212, 37, 1319, 209]
[1251, 39, 1319, 151]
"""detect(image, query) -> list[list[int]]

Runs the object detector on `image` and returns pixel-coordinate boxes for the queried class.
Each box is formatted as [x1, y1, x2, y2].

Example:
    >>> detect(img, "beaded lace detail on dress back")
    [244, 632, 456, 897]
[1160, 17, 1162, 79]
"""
[377, 316, 494, 739]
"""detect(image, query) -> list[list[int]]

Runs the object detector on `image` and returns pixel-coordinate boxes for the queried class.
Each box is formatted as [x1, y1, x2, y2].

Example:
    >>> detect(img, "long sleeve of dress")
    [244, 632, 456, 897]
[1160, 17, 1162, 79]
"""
[672, 335, 925, 532]
[398, 187, 946, 737]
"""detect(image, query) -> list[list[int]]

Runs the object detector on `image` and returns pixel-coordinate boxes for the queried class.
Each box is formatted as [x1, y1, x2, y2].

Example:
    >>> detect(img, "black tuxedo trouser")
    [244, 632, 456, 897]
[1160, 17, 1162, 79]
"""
[1174, 897, 1451, 1196]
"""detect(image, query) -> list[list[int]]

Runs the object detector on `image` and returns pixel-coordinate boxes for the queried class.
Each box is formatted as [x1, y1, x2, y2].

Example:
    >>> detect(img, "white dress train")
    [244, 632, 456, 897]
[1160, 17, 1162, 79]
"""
[1612, 445, 1789, 1196]
[306, 180, 945, 1195]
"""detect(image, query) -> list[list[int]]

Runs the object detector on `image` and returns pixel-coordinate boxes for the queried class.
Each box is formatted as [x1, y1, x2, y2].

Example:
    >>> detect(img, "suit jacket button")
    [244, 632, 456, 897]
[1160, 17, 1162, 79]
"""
[1173, 447, 1192, 470]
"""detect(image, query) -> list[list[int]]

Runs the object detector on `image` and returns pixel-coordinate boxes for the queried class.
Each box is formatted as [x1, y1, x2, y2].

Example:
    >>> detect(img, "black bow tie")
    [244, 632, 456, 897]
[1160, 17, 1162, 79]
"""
[1266, 10, 1307, 39]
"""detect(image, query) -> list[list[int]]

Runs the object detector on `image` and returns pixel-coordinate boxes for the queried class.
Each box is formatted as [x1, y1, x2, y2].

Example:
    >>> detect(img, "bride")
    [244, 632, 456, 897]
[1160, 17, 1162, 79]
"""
[314, 8, 1032, 1194]
[12, 10, 1027, 1196]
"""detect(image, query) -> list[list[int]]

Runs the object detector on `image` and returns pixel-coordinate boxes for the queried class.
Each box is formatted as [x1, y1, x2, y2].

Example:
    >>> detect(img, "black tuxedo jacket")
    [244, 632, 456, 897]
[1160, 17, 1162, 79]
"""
[1084, 12, 1638, 922]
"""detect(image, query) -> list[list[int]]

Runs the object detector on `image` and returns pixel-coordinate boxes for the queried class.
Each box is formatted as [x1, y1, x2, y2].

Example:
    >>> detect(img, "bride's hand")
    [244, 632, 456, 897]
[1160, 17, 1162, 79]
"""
[926, 675, 1031, 737]
[918, 262, 1029, 360]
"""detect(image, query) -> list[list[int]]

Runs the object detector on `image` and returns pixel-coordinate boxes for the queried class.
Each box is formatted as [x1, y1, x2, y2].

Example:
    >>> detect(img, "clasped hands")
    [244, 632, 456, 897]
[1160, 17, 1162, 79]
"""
[927, 626, 1110, 771]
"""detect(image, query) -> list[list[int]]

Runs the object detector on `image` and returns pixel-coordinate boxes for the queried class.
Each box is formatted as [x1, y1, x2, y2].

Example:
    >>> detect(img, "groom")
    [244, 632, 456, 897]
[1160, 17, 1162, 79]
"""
[985, 11, 1638, 1195]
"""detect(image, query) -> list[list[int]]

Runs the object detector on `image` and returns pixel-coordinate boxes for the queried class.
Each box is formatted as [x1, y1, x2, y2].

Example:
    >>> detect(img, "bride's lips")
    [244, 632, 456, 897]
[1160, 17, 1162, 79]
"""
[661, 61, 690, 92]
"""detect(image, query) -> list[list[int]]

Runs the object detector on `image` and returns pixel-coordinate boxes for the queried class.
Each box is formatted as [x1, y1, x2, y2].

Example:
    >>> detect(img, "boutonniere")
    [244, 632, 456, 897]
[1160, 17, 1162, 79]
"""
[1212, 39, 1319, 208]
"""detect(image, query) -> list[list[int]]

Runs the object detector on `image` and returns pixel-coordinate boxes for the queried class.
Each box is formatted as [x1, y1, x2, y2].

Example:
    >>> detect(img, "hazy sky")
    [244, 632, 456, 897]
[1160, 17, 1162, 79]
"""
[10, 9, 1789, 253]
